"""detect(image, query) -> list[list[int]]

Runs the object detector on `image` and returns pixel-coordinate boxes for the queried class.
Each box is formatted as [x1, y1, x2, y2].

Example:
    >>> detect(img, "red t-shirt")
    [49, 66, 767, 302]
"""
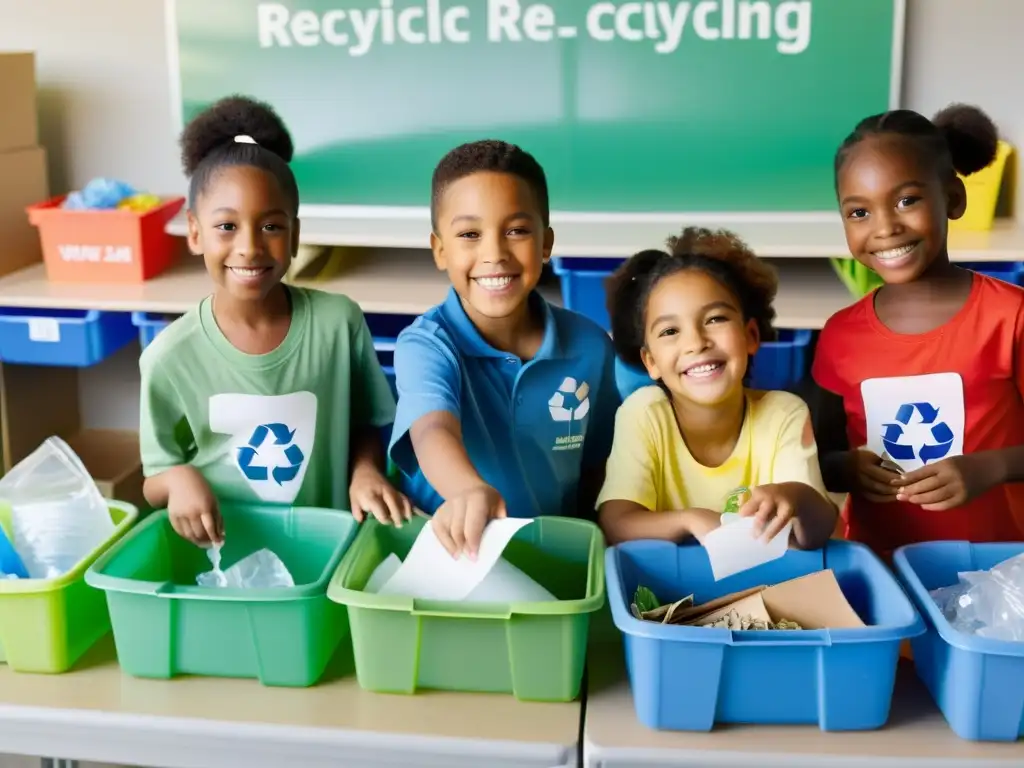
[813, 273, 1024, 555]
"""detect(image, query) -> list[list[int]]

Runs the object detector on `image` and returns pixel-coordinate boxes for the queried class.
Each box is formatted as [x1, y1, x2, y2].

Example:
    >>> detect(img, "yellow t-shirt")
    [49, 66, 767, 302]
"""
[596, 386, 829, 513]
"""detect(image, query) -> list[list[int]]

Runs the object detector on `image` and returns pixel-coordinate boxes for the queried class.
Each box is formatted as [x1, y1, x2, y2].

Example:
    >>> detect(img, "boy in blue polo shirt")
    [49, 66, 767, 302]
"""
[389, 140, 620, 558]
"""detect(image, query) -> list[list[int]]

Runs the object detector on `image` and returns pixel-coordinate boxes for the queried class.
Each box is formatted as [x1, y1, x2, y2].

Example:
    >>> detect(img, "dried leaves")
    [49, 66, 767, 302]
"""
[631, 584, 802, 630]
[696, 609, 802, 631]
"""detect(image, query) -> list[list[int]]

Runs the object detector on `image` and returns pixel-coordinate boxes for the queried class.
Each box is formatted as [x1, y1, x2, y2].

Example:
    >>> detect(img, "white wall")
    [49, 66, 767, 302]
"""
[1, 0, 1022, 430]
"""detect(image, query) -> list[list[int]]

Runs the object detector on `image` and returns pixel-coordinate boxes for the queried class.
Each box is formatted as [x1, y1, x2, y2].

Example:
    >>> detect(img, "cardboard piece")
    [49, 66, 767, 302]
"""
[0, 53, 38, 152]
[0, 147, 48, 279]
[679, 570, 865, 630]
[0, 364, 146, 512]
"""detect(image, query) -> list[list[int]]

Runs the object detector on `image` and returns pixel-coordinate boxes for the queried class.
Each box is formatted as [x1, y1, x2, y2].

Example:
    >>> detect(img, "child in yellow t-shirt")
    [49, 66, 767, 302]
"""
[597, 227, 837, 547]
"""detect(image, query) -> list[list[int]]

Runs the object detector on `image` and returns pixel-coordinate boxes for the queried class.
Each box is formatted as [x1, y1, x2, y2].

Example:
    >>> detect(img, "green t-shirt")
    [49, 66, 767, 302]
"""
[139, 287, 396, 510]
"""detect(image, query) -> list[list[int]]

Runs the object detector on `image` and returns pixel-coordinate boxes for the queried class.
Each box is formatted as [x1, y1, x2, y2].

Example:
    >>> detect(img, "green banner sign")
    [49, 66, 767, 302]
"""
[168, 0, 903, 214]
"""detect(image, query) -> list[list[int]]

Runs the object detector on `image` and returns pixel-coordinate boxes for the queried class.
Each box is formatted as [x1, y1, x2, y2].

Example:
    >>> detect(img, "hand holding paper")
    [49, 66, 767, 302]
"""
[431, 484, 508, 559]
[736, 484, 799, 543]
[378, 517, 533, 601]
[702, 512, 792, 581]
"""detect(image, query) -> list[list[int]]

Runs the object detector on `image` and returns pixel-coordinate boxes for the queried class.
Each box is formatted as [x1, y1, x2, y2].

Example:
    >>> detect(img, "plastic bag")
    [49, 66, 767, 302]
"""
[0, 437, 113, 579]
[61, 178, 136, 210]
[930, 553, 1024, 641]
[197, 544, 295, 589]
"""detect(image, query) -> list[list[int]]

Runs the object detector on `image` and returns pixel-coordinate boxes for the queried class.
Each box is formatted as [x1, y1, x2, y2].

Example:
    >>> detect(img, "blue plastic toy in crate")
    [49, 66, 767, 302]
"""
[614, 329, 812, 398]
[893, 541, 1024, 742]
[0, 308, 136, 367]
[606, 540, 924, 732]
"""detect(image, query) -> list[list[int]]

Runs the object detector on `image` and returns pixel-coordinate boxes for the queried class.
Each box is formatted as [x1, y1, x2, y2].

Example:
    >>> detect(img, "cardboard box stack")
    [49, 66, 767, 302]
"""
[0, 53, 145, 509]
[0, 52, 48, 278]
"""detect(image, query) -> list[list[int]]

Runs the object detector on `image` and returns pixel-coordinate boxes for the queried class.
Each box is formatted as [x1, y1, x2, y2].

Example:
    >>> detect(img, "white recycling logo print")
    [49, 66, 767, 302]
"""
[548, 377, 590, 422]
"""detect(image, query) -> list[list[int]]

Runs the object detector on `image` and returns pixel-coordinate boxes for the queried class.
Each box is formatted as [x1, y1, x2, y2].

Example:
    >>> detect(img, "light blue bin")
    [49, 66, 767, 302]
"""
[607, 540, 924, 732]
[893, 541, 1024, 741]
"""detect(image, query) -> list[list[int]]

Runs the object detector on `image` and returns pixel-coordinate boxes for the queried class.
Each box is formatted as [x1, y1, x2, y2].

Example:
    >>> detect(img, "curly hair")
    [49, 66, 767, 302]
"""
[605, 227, 779, 371]
[430, 139, 549, 231]
[180, 95, 299, 214]
[835, 103, 999, 185]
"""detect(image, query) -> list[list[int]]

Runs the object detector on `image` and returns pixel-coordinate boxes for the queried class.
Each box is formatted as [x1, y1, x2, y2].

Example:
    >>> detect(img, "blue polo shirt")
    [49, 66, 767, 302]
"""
[388, 287, 620, 518]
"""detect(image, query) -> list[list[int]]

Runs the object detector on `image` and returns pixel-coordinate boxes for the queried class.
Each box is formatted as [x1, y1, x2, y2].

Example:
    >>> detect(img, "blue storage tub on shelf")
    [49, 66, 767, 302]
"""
[893, 541, 1024, 741]
[968, 262, 1024, 286]
[0, 308, 136, 367]
[614, 328, 813, 398]
[607, 540, 924, 732]
[366, 313, 413, 399]
[131, 312, 179, 349]
[552, 257, 622, 331]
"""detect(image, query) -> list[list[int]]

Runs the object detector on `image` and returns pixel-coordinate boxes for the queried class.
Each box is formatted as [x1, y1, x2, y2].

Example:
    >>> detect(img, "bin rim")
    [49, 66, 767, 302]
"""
[326, 515, 606, 618]
[0, 499, 138, 595]
[607, 539, 925, 646]
[85, 503, 357, 602]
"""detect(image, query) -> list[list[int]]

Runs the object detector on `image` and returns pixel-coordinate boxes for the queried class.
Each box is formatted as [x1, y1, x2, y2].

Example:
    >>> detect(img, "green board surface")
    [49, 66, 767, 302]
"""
[169, 0, 902, 213]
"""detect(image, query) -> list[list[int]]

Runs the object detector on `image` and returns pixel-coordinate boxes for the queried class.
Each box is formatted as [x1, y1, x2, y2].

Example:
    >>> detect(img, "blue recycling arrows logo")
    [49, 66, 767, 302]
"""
[237, 423, 304, 486]
[881, 402, 954, 465]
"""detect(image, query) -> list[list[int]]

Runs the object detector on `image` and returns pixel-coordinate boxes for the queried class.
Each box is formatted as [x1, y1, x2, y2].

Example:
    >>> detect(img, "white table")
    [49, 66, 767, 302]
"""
[0, 639, 580, 768]
[583, 644, 1024, 768]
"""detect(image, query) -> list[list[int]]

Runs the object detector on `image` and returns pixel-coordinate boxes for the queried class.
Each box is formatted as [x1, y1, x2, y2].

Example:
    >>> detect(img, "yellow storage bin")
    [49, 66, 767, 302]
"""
[950, 140, 1014, 232]
[0, 500, 137, 673]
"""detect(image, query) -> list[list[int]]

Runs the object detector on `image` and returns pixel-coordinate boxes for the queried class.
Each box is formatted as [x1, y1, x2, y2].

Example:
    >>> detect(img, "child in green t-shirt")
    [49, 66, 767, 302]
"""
[140, 96, 410, 545]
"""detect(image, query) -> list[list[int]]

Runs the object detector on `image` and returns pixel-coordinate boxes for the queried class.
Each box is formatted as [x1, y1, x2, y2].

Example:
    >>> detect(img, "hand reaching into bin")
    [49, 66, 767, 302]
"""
[144, 465, 224, 546]
[431, 484, 508, 560]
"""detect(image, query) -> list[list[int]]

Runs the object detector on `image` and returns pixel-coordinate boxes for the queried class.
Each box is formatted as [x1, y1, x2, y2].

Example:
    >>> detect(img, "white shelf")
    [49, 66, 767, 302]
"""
[167, 211, 1024, 261]
[0, 253, 855, 329]
[0, 249, 561, 316]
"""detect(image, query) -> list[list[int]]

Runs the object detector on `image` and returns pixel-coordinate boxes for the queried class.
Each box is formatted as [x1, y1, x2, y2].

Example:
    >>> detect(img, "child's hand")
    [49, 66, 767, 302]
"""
[166, 465, 223, 546]
[896, 455, 995, 511]
[850, 449, 901, 503]
[349, 467, 413, 527]
[738, 484, 799, 542]
[431, 484, 507, 559]
[680, 508, 722, 544]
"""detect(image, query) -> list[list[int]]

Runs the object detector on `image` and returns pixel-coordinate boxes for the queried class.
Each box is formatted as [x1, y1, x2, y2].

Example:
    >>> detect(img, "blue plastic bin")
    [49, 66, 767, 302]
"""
[969, 262, 1024, 286]
[607, 540, 924, 732]
[614, 328, 813, 398]
[552, 257, 622, 330]
[0, 308, 136, 367]
[893, 541, 1024, 741]
[131, 312, 178, 349]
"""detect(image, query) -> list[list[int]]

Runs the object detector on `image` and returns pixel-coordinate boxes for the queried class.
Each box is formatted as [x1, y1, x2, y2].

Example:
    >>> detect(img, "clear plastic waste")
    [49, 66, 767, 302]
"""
[930, 553, 1024, 641]
[0, 437, 113, 579]
[197, 544, 295, 589]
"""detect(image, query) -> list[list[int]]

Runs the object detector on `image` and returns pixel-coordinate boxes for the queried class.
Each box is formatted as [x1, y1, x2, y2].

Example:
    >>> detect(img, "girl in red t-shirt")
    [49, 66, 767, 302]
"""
[812, 104, 1024, 557]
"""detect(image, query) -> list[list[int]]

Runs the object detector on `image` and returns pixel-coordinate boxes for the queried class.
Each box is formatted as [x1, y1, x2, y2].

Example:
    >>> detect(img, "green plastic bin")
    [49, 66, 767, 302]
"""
[85, 504, 357, 687]
[0, 500, 138, 673]
[327, 515, 605, 702]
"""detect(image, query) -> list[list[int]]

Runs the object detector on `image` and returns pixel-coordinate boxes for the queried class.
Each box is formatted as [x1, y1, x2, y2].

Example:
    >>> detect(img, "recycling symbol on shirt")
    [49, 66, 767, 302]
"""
[548, 377, 591, 422]
[237, 423, 305, 486]
[881, 402, 955, 465]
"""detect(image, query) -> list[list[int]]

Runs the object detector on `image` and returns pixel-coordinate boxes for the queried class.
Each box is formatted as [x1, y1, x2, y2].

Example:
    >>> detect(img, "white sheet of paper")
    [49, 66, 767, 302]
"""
[378, 518, 534, 601]
[364, 553, 402, 593]
[861, 373, 964, 473]
[702, 515, 792, 581]
[463, 558, 558, 603]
